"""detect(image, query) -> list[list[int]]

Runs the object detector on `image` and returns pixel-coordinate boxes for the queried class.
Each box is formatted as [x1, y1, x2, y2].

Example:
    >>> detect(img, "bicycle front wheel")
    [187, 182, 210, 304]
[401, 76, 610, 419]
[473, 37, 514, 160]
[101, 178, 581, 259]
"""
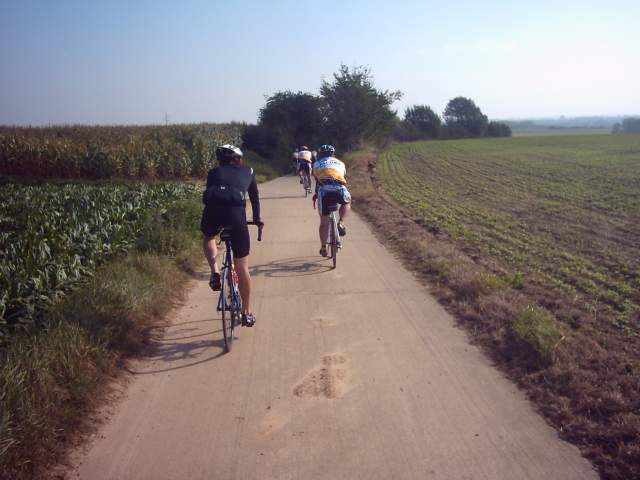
[221, 267, 233, 352]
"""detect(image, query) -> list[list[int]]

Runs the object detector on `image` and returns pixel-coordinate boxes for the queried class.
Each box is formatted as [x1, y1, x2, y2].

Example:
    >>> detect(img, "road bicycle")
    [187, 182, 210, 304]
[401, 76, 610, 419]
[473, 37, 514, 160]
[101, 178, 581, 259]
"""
[216, 222, 263, 352]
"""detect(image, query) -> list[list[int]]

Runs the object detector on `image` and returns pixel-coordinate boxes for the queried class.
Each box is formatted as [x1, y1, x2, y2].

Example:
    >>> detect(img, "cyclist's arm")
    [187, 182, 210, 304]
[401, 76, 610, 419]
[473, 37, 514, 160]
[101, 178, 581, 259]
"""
[248, 173, 261, 223]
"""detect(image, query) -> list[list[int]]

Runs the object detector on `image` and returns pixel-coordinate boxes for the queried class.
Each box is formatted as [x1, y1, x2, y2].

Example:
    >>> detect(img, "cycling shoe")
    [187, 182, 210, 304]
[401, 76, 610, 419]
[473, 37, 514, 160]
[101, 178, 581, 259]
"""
[242, 312, 256, 327]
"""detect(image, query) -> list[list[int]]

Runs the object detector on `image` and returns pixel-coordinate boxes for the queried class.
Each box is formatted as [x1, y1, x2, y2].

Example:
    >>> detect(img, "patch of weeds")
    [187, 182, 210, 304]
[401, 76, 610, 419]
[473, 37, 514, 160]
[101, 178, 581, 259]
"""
[511, 305, 563, 365]
[478, 272, 508, 291]
[422, 258, 451, 278]
[137, 198, 201, 258]
[507, 271, 524, 289]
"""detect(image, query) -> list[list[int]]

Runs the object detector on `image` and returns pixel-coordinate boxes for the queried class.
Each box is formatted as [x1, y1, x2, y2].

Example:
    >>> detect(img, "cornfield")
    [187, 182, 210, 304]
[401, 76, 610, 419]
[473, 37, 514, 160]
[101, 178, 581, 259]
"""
[0, 123, 244, 180]
[0, 180, 200, 339]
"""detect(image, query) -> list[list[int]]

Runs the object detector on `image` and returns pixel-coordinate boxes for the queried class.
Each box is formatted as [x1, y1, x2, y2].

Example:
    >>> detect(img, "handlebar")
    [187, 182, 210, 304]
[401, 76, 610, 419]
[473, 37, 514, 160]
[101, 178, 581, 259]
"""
[247, 221, 264, 242]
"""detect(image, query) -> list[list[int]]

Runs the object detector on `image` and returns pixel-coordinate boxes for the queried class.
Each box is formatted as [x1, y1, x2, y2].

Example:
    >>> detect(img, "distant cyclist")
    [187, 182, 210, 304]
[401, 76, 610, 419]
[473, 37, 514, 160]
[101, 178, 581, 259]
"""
[297, 146, 313, 184]
[292, 149, 299, 173]
[312, 144, 351, 257]
[201, 144, 262, 327]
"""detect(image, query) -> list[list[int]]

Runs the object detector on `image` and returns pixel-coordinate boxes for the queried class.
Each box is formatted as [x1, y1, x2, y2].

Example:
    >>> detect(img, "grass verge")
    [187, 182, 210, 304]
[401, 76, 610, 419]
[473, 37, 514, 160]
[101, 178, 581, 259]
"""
[346, 146, 639, 480]
[0, 197, 203, 479]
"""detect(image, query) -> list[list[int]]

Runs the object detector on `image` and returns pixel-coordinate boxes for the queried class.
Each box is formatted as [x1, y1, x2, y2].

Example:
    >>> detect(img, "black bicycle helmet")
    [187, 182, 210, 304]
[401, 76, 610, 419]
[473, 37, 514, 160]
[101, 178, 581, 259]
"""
[215, 144, 243, 164]
[318, 144, 335, 158]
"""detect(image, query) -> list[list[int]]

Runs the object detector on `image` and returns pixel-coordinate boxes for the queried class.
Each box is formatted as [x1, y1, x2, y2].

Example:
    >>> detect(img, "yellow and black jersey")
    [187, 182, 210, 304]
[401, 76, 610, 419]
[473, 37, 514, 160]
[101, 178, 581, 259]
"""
[312, 156, 347, 185]
[297, 150, 312, 162]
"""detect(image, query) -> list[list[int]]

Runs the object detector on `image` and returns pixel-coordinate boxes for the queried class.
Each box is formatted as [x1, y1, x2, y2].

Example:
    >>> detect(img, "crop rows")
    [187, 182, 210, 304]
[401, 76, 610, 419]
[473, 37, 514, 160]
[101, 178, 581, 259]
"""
[0, 181, 200, 336]
[0, 123, 244, 180]
[379, 134, 640, 327]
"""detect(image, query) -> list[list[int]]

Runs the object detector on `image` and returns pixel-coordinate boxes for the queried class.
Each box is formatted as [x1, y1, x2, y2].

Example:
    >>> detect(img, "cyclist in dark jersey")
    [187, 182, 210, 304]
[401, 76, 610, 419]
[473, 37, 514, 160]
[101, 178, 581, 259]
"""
[201, 144, 262, 327]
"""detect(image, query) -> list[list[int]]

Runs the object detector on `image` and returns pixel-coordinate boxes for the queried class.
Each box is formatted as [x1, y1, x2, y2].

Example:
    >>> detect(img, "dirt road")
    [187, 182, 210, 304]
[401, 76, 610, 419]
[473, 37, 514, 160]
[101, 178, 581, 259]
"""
[72, 176, 597, 479]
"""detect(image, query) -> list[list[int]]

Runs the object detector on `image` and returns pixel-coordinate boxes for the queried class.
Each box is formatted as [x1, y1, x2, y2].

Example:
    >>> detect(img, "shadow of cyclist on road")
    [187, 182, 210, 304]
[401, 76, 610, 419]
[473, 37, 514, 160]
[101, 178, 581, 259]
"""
[250, 256, 333, 278]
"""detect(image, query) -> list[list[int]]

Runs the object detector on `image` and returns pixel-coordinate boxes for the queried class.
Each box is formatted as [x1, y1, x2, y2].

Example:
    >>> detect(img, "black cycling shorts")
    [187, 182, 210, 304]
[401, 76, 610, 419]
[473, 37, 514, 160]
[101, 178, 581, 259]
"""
[200, 206, 250, 258]
[298, 162, 311, 175]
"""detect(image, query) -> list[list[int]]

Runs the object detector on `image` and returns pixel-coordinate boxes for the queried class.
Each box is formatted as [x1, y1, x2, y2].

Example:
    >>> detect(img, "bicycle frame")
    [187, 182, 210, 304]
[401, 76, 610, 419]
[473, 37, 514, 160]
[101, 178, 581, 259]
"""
[216, 241, 241, 315]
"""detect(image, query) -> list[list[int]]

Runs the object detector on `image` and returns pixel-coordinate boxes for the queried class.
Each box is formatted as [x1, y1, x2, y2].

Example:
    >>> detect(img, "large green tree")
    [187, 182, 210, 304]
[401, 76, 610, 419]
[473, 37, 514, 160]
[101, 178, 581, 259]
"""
[443, 96, 488, 137]
[242, 91, 323, 168]
[404, 105, 441, 139]
[259, 91, 324, 146]
[320, 65, 402, 150]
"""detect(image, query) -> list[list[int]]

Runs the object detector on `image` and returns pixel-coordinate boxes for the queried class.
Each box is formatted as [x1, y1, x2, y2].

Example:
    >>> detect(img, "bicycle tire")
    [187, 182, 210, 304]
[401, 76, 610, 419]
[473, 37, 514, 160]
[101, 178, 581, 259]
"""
[221, 265, 233, 352]
[303, 173, 310, 196]
[330, 214, 338, 269]
[231, 268, 242, 335]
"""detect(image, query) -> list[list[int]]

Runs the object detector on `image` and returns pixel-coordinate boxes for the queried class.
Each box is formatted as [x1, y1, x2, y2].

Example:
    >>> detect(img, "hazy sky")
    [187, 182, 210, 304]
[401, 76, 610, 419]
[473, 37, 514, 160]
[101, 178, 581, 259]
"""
[1, 0, 639, 125]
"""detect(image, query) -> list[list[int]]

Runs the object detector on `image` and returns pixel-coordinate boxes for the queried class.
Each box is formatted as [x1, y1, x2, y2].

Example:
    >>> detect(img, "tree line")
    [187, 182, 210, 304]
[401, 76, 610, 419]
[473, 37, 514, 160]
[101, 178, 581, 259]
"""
[243, 65, 511, 170]
[612, 117, 640, 134]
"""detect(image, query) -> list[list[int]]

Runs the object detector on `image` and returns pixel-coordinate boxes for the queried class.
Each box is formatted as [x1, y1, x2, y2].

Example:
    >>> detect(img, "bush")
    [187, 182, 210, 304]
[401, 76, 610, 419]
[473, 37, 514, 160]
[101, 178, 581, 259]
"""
[487, 121, 512, 137]
[243, 150, 280, 182]
[511, 305, 563, 365]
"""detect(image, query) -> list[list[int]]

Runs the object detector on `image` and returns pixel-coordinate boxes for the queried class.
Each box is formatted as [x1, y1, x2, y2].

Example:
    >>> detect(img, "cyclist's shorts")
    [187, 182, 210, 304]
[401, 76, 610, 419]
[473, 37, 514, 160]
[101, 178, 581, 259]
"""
[298, 162, 311, 174]
[200, 206, 251, 258]
[318, 184, 351, 216]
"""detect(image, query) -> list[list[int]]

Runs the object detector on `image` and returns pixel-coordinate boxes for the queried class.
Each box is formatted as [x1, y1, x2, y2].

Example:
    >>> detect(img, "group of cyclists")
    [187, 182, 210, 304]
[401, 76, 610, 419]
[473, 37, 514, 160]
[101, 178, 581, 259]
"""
[201, 142, 351, 328]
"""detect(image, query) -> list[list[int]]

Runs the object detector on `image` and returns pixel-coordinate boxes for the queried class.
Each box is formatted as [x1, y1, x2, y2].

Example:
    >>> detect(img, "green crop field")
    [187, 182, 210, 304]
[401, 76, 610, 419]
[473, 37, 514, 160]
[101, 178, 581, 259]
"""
[379, 134, 640, 328]
[512, 127, 611, 136]
[0, 180, 199, 338]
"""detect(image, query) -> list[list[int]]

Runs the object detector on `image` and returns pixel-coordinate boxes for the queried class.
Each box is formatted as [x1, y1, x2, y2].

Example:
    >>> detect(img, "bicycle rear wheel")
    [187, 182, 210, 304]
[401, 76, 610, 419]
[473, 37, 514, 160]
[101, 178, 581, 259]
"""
[330, 214, 338, 269]
[303, 173, 310, 196]
[221, 265, 233, 352]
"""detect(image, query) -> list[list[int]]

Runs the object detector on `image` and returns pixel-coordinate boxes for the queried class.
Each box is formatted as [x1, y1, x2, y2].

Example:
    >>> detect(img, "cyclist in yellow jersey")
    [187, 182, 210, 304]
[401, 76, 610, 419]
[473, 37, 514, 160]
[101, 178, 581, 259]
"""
[312, 144, 351, 257]
[297, 145, 313, 184]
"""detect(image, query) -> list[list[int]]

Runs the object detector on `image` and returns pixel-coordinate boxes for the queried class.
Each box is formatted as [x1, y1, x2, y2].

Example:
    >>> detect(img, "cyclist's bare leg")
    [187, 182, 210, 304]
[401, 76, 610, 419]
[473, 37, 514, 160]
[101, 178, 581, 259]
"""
[234, 255, 251, 314]
[338, 203, 351, 221]
[203, 236, 220, 274]
[318, 213, 330, 245]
